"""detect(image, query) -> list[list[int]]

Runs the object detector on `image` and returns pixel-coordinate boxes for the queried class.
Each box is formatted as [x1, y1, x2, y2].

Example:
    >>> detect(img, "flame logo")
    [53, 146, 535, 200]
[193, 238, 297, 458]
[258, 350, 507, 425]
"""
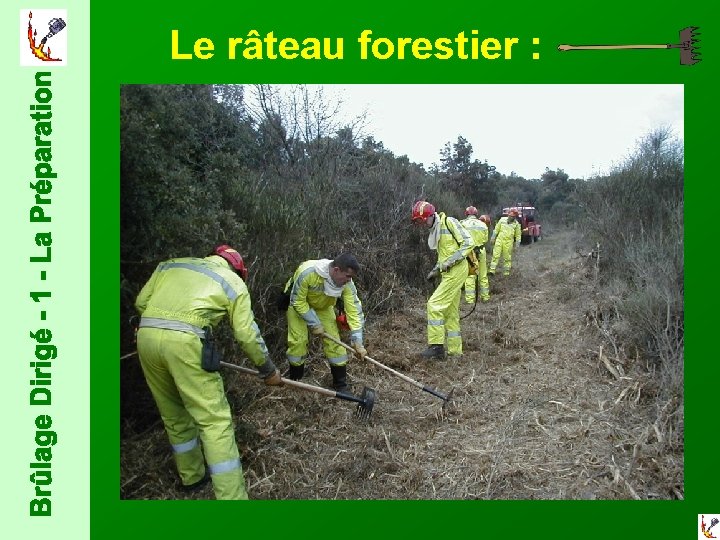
[702, 515, 719, 539]
[27, 12, 62, 62]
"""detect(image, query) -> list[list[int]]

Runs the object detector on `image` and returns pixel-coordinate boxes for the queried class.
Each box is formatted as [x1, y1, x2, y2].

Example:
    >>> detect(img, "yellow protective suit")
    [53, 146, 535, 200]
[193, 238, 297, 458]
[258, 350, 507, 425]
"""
[490, 216, 521, 276]
[285, 259, 364, 367]
[427, 213, 474, 355]
[135, 254, 273, 500]
[460, 215, 490, 303]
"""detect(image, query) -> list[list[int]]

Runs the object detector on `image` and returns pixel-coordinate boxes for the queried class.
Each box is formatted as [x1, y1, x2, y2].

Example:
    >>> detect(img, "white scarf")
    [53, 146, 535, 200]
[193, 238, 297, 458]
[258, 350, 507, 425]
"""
[427, 214, 441, 251]
[315, 259, 345, 297]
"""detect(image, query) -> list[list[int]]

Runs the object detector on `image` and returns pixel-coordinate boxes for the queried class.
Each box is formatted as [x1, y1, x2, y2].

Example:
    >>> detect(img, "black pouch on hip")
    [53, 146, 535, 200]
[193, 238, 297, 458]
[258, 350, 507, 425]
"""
[276, 278, 293, 312]
[276, 290, 291, 312]
[201, 326, 222, 372]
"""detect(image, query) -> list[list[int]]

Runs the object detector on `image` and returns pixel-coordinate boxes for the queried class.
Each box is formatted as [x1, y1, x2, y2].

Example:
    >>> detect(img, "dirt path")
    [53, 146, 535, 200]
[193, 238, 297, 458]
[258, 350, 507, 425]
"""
[121, 229, 682, 500]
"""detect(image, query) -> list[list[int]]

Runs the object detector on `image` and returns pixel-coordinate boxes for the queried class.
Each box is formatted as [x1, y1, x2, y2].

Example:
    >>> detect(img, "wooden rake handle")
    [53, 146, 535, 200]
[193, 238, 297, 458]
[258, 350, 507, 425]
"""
[558, 44, 669, 51]
[322, 332, 450, 401]
[322, 332, 422, 388]
[219, 361, 373, 412]
[219, 361, 338, 397]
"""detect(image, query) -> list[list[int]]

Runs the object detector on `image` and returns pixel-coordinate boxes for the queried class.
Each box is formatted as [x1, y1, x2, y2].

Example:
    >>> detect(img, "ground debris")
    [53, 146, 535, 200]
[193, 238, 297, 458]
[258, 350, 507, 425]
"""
[121, 230, 682, 500]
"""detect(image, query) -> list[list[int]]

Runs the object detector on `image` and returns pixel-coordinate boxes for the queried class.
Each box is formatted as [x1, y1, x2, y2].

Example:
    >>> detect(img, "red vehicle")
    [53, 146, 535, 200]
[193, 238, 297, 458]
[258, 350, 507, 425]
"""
[502, 204, 542, 244]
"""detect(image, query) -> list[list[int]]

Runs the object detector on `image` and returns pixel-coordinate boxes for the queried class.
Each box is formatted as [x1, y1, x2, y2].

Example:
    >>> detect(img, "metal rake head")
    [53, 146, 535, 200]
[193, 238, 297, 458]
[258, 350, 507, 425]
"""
[354, 386, 376, 420]
[678, 26, 700, 65]
[441, 387, 456, 412]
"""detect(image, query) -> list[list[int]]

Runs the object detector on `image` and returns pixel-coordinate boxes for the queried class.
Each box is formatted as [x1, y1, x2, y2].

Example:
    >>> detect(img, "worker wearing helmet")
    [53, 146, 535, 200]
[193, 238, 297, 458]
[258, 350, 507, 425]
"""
[412, 200, 474, 359]
[134, 245, 281, 500]
[489, 208, 522, 276]
[283, 253, 365, 392]
[460, 207, 491, 303]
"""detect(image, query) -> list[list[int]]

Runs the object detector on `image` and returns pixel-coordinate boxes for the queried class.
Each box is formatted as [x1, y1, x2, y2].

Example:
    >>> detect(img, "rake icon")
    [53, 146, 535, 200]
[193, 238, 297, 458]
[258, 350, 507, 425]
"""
[558, 26, 700, 65]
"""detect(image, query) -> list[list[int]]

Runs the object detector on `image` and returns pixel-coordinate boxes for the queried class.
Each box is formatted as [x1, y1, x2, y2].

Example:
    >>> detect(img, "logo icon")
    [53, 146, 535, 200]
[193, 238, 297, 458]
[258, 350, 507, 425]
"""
[700, 515, 720, 539]
[20, 10, 68, 66]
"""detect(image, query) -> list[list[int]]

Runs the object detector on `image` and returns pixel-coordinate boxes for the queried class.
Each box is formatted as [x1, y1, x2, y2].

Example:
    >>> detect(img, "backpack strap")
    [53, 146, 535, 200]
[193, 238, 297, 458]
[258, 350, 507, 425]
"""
[444, 216, 463, 246]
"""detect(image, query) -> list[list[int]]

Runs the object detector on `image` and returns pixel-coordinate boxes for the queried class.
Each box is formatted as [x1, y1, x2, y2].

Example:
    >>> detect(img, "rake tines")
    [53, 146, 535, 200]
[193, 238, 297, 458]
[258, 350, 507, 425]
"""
[676, 26, 701, 65]
[441, 387, 456, 412]
[353, 387, 376, 420]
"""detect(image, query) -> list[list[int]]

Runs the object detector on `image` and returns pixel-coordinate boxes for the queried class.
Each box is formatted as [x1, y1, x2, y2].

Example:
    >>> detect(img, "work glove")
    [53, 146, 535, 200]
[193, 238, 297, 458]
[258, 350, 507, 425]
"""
[257, 358, 282, 385]
[490, 235, 496, 243]
[426, 268, 440, 281]
[352, 341, 367, 359]
[515, 241, 521, 248]
[263, 369, 283, 386]
[310, 325, 325, 337]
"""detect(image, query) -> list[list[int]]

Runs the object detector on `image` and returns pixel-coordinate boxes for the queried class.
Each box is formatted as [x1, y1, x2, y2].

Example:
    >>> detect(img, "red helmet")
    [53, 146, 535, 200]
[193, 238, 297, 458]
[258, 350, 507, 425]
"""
[411, 200, 435, 222]
[479, 214, 492, 226]
[214, 245, 248, 281]
[508, 208, 519, 217]
[465, 206, 478, 216]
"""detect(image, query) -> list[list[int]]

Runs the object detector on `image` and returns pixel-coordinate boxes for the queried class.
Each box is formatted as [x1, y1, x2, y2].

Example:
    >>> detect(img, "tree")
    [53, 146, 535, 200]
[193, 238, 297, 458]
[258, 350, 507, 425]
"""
[537, 167, 574, 214]
[437, 135, 496, 206]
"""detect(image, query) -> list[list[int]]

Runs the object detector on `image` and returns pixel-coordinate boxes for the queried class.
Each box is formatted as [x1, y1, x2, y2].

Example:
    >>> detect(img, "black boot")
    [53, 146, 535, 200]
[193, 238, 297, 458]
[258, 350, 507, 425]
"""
[287, 363, 304, 381]
[330, 365, 349, 392]
[420, 344, 446, 360]
[179, 470, 211, 492]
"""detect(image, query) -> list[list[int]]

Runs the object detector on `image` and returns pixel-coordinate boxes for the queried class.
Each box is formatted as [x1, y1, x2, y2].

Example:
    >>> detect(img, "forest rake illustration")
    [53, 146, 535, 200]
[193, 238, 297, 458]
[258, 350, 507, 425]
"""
[558, 26, 700, 65]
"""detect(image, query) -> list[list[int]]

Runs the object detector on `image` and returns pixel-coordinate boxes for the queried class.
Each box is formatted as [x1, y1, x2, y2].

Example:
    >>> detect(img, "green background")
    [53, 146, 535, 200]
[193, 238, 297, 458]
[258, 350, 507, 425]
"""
[94, 1, 708, 539]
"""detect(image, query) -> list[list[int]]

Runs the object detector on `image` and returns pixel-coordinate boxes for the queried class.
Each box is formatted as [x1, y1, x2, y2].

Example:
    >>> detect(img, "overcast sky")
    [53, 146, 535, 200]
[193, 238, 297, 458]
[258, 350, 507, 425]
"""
[315, 84, 683, 180]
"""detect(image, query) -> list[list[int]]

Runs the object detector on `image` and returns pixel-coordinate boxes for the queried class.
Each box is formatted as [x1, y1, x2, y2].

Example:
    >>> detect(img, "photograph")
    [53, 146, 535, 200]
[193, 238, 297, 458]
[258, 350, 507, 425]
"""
[120, 83, 684, 501]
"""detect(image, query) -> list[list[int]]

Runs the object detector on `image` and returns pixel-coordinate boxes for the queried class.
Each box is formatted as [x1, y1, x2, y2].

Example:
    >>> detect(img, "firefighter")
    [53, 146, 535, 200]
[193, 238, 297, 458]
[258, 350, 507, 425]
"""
[489, 208, 522, 276]
[412, 200, 474, 359]
[283, 253, 366, 392]
[460, 206, 491, 303]
[134, 245, 281, 500]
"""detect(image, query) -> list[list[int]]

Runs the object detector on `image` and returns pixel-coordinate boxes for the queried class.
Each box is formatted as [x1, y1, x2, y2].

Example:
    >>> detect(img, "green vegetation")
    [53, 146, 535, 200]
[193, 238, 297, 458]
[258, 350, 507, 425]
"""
[576, 127, 684, 403]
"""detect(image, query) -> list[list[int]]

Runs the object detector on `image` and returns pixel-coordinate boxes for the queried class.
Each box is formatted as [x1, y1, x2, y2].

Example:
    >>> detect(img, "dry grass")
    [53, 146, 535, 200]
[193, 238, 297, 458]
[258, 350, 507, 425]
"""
[120, 229, 683, 500]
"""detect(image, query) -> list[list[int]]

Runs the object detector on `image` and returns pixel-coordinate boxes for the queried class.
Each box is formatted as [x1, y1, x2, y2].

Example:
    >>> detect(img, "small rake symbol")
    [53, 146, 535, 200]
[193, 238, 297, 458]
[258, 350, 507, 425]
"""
[558, 26, 701, 65]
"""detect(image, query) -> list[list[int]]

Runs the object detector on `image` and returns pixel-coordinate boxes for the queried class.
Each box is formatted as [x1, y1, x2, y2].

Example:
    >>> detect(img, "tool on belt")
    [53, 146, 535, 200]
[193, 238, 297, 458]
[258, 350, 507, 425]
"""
[461, 247, 482, 320]
[335, 297, 351, 331]
[200, 325, 222, 372]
